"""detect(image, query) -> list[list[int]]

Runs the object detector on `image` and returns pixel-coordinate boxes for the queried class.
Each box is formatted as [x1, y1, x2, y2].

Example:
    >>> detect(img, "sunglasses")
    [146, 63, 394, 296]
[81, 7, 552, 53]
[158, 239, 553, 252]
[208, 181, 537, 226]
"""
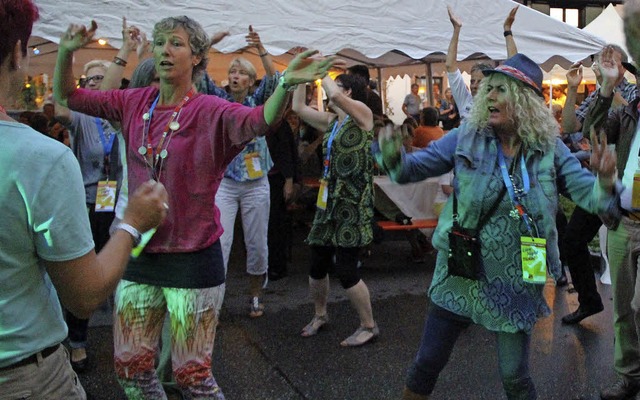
[86, 75, 105, 83]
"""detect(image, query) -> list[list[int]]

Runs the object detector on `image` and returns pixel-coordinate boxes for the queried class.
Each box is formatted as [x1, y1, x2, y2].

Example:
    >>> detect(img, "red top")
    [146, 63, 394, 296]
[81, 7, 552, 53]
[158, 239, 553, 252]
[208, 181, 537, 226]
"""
[68, 87, 269, 253]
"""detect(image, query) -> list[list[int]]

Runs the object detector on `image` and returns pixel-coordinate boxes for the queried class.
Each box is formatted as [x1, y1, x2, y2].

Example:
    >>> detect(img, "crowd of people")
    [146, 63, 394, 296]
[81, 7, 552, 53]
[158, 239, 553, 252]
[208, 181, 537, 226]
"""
[3, 0, 640, 399]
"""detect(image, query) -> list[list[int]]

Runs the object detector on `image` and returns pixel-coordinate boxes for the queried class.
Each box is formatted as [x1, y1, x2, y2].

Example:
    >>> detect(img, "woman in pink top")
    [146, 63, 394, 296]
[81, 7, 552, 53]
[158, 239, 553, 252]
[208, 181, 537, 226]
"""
[54, 16, 333, 399]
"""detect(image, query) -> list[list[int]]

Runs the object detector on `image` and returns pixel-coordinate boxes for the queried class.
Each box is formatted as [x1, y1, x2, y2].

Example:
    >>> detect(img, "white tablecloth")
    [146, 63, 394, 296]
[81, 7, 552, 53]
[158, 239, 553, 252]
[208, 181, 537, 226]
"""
[373, 176, 441, 220]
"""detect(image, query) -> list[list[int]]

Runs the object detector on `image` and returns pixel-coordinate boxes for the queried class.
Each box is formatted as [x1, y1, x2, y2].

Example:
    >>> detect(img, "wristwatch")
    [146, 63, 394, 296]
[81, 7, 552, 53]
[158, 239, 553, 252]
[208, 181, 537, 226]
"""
[279, 71, 297, 92]
[115, 222, 142, 246]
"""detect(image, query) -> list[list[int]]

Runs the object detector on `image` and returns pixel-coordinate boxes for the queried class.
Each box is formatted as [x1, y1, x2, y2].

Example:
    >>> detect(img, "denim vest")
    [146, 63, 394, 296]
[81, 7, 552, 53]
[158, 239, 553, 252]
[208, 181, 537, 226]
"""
[387, 122, 617, 279]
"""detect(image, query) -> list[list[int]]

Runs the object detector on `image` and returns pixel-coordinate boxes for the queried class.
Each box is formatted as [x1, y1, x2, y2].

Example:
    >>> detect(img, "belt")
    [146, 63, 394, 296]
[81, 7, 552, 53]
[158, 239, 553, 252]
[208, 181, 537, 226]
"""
[621, 209, 640, 222]
[0, 344, 60, 372]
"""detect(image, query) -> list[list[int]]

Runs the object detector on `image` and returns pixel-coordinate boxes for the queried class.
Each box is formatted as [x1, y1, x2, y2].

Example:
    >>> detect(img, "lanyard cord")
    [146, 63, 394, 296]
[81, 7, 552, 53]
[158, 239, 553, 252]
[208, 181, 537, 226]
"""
[497, 144, 538, 237]
[323, 115, 349, 179]
[94, 118, 115, 179]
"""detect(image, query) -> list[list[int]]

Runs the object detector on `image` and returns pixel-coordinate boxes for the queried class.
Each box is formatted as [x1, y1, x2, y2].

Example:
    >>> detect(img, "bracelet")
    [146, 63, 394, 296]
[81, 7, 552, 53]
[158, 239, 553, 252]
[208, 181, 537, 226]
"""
[259, 51, 268, 57]
[113, 56, 128, 67]
[279, 71, 297, 92]
[115, 222, 141, 246]
[503, 30, 513, 37]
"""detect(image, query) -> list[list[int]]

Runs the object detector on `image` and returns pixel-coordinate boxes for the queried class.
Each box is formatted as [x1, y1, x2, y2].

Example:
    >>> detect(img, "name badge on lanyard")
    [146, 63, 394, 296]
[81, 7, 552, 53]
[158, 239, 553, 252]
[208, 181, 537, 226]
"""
[316, 179, 329, 210]
[316, 116, 349, 210]
[95, 181, 116, 212]
[521, 236, 547, 284]
[244, 152, 263, 179]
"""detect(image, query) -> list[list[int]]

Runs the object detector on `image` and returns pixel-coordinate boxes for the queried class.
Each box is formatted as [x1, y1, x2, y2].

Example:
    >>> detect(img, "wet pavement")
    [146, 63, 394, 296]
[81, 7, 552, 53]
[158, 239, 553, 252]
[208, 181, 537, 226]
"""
[76, 222, 617, 400]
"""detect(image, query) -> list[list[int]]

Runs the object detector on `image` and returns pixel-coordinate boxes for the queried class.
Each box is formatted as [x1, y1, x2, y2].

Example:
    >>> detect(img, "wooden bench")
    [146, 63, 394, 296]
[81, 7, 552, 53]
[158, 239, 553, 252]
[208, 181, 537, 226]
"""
[377, 218, 438, 231]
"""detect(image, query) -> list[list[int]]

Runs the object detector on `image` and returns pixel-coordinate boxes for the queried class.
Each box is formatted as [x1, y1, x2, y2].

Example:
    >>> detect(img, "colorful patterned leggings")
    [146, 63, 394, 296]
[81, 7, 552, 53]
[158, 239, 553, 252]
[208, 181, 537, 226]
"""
[113, 280, 224, 400]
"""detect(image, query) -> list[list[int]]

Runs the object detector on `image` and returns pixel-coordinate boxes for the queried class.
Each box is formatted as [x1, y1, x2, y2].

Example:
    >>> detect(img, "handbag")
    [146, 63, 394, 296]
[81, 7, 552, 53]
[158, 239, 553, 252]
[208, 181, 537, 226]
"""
[447, 185, 506, 280]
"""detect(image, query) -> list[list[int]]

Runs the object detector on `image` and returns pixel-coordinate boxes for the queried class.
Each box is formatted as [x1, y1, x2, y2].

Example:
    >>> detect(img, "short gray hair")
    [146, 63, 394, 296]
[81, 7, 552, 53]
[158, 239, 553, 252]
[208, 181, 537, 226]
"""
[153, 16, 210, 82]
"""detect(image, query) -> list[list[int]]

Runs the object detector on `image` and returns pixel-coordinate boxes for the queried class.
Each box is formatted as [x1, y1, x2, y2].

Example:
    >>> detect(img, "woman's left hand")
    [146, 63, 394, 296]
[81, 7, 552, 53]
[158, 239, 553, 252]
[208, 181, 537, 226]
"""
[590, 127, 617, 192]
[285, 50, 342, 85]
[59, 21, 98, 52]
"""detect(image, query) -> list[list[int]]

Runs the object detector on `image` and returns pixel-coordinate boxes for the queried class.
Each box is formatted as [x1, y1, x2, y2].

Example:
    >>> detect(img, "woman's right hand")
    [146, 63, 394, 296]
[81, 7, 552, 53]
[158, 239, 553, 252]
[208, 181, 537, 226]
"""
[59, 21, 98, 52]
[123, 180, 169, 233]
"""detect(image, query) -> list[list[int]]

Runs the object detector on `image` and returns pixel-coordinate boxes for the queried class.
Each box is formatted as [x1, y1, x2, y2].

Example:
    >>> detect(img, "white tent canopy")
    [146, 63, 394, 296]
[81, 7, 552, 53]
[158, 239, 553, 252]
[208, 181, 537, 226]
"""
[29, 0, 606, 81]
[583, 4, 629, 61]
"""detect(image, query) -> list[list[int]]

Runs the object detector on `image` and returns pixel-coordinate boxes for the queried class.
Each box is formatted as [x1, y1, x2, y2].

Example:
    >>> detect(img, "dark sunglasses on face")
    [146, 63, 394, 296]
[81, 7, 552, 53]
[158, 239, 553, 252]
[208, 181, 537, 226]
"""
[86, 75, 104, 83]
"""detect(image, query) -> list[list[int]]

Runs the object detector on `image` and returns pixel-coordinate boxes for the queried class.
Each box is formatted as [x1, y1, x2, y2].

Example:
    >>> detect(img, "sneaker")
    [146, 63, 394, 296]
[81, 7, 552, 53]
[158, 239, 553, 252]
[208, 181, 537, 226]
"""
[600, 378, 640, 400]
[249, 296, 264, 318]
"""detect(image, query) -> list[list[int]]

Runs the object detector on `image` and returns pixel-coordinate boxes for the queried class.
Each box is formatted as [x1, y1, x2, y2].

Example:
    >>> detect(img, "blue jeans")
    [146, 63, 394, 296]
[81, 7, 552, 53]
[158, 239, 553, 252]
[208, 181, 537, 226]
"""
[405, 305, 537, 400]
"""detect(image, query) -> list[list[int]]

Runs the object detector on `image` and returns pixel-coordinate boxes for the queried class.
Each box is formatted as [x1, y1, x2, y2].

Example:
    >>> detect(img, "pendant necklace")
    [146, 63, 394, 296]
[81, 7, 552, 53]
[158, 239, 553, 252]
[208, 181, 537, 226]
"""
[139, 88, 195, 180]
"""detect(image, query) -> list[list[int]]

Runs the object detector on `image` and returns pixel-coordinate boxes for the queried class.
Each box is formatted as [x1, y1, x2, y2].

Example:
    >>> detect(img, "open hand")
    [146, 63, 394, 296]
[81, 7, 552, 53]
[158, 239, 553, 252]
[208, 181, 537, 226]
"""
[286, 50, 338, 85]
[597, 46, 621, 94]
[504, 6, 518, 31]
[60, 21, 98, 52]
[565, 62, 583, 88]
[447, 6, 462, 30]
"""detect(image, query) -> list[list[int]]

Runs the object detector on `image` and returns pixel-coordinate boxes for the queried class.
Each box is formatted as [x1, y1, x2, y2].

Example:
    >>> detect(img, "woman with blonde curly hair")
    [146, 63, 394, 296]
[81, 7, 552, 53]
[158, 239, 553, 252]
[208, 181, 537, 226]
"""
[376, 53, 620, 400]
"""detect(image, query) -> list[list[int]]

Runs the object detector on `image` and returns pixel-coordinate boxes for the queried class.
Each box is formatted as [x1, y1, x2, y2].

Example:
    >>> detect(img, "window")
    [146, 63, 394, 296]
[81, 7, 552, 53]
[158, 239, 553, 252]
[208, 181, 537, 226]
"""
[550, 7, 580, 27]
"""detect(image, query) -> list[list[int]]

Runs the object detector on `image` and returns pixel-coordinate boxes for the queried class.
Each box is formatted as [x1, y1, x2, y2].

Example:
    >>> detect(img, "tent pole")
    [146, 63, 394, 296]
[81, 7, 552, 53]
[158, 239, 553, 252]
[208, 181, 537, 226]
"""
[426, 63, 434, 108]
[376, 67, 383, 115]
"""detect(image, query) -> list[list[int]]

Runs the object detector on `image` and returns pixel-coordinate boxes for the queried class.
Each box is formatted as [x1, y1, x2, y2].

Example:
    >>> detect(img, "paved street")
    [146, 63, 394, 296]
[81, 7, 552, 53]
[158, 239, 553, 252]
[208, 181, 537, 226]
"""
[76, 222, 617, 400]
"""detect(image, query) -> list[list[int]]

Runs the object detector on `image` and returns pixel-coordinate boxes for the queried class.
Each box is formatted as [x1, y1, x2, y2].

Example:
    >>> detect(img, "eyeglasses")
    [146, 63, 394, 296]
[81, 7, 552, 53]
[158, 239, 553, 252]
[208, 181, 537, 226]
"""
[86, 75, 104, 83]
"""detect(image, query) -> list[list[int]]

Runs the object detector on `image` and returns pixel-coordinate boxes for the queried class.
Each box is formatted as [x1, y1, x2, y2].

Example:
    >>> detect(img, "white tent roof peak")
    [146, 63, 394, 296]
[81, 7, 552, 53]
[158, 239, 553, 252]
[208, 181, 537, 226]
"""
[583, 3, 631, 62]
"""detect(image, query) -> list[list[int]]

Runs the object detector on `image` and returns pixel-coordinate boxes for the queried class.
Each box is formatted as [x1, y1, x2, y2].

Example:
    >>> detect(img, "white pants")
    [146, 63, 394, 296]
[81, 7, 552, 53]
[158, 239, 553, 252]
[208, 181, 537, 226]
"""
[216, 176, 270, 276]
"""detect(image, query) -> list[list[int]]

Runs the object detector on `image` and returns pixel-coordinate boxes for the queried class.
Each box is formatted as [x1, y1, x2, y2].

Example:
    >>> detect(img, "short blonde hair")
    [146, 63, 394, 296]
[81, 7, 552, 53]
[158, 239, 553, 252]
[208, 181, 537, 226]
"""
[83, 59, 110, 75]
[228, 57, 257, 82]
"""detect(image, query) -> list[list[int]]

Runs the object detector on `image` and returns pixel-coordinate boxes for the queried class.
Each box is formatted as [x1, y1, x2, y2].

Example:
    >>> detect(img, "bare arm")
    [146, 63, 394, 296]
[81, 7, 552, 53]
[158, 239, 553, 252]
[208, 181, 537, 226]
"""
[445, 6, 462, 73]
[323, 75, 373, 131]
[54, 102, 72, 124]
[292, 83, 335, 132]
[54, 21, 98, 107]
[246, 25, 275, 76]
[45, 181, 168, 318]
[102, 17, 145, 90]
[504, 6, 518, 57]
[561, 63, 583, 133]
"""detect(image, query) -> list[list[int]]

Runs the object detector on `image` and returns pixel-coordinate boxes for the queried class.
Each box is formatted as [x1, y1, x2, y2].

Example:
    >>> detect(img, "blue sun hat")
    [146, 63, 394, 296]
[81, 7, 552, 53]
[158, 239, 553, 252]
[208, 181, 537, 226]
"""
[483, 53, 543, 97]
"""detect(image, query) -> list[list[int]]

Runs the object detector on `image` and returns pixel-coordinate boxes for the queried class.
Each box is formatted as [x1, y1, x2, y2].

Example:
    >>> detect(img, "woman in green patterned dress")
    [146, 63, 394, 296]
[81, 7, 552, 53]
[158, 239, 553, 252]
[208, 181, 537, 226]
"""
[292, 72, 378, 347]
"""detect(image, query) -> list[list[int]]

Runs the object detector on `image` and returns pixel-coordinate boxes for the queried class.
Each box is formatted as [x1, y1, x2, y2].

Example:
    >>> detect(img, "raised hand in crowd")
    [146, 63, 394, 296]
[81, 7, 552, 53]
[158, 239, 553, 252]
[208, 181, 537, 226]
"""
[102, 16, 147, 90]
[504, 6, 519, 56]
[597, 46, 622, 96]
[59, 20, 98, 52]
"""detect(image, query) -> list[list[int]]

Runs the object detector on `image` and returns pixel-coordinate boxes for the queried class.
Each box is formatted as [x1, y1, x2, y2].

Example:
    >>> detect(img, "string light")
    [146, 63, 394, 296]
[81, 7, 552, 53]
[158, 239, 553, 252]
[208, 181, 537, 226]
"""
[32, 47, 40, 55]
[98, 38, 108, 46]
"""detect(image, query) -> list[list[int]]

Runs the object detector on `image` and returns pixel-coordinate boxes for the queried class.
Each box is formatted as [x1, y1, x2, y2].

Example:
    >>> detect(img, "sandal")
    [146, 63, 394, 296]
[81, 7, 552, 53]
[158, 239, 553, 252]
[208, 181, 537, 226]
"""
[301, 314, 329, 337]
[340, 323, 379, 347]
[249, 297, 264, 318]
